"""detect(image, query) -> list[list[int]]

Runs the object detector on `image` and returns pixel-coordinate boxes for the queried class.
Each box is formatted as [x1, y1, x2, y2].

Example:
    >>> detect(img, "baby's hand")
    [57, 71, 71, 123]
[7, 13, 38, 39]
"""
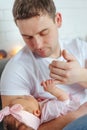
[41, 79, 56, 93]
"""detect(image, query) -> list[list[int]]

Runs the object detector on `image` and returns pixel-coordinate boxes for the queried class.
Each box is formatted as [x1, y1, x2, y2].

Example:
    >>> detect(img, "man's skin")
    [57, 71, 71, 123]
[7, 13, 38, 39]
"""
[50, 49, 87, 87]
[1, 13, 87, 130]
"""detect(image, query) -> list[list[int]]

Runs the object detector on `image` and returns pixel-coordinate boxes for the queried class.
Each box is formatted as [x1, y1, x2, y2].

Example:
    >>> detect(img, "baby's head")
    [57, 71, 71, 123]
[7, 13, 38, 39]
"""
[11, 95, 41, 117]
[4, 115, 34, 130]
[0, 95, 41, 130]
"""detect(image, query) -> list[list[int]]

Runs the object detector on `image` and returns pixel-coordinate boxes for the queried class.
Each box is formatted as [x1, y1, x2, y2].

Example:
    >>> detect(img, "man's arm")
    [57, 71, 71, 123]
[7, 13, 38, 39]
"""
[38, 102, 87, 130]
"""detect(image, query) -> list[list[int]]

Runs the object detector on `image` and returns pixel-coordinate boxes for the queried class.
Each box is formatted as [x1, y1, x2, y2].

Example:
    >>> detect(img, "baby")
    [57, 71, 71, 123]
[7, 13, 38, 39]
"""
[0, 79, 80, 130]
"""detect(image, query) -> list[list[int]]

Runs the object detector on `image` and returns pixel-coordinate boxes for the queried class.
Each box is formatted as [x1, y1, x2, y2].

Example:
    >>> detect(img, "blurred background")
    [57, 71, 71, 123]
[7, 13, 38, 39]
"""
[0, 0, 87, 58]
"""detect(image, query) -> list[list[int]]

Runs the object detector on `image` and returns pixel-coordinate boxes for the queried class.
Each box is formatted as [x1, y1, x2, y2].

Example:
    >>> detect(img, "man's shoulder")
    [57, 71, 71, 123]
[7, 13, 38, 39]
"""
[9, 45, 34, 65]
[2, 46, 36, 76]
[60, 38, 85, 45]
[60, 38, 87, 50]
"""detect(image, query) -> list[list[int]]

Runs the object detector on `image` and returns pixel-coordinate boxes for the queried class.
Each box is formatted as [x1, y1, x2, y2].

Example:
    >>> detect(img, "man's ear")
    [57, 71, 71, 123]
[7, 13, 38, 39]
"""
[33, 110, 41, 117]
[55, 13, 62, 28]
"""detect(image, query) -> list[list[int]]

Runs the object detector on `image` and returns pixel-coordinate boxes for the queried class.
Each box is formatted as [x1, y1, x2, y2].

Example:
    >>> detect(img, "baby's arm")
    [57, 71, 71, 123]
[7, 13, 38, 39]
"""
[41, 79, 69, 101]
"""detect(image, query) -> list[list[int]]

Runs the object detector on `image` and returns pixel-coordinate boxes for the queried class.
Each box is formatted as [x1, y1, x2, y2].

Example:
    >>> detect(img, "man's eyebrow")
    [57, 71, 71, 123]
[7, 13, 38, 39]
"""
[40, 28, 48, 33]
[22, 28, 48, 37]
[22, 34, 30, 37]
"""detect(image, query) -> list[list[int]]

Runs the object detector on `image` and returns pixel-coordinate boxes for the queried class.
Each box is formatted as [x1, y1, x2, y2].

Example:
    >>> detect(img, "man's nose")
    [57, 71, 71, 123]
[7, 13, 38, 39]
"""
[34, 36, 43, 49]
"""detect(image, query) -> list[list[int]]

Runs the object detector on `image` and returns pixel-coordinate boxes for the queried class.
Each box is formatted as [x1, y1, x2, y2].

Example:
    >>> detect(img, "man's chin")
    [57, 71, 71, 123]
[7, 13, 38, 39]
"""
[34, 52, 46, 57]
[38, 55, 48, 58]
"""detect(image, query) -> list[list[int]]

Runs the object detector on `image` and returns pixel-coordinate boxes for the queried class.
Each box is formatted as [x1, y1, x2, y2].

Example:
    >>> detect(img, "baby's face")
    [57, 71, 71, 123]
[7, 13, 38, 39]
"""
[11, 96, 40, 113]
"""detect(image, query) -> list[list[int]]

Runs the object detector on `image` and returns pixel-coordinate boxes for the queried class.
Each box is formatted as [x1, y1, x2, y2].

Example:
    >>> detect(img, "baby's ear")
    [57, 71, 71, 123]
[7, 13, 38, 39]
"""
[33, 110, 41, 117]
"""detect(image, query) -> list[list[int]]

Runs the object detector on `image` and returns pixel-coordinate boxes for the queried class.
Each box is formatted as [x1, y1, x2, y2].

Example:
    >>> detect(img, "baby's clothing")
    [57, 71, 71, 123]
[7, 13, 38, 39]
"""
[40, 96, 80, 124]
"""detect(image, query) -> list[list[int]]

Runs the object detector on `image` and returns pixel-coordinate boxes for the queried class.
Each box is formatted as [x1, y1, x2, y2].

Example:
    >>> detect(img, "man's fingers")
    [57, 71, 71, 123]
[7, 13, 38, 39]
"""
[49, 61, 70, 70]
[49, 67, 67, 76]
[62, 49, 76, 62]
[50, 72, 67, 83]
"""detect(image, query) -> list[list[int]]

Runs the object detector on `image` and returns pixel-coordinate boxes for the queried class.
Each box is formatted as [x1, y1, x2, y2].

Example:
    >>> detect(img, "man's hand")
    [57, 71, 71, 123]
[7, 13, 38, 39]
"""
[49, 49, 84, 85]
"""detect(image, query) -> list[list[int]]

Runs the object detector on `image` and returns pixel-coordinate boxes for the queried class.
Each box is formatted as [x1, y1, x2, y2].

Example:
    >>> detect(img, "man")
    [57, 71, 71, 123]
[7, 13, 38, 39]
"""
[0, 0, 87, 129]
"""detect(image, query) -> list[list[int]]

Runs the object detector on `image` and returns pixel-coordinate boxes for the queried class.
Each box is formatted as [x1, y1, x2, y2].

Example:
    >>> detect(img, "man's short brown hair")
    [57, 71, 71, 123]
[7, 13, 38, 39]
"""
[12, 0, 56, 23]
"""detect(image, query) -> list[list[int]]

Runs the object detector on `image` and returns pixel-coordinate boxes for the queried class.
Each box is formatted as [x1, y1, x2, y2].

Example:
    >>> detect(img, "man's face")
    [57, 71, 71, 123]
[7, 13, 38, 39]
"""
[17, 14, 62, 58]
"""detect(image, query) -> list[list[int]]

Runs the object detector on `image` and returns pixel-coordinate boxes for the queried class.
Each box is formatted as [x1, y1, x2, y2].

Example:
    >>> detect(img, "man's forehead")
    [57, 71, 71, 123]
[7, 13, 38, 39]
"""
[17, 16, 53, 36]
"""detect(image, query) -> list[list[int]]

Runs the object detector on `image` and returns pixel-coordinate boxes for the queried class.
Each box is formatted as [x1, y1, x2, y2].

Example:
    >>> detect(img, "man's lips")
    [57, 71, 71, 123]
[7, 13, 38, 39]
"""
[36, 49, 46, 54]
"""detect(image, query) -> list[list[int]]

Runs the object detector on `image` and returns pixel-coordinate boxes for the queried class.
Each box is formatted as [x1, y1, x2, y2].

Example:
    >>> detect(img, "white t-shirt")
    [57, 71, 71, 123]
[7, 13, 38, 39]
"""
[0, 38, 87, 104]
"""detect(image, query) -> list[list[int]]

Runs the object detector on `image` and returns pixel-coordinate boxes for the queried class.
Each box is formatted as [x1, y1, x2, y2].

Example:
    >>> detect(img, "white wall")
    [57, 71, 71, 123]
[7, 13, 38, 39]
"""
[0, 0, 87, 52]
[55, 0, 87, 40]
[0, 0, 24, 53]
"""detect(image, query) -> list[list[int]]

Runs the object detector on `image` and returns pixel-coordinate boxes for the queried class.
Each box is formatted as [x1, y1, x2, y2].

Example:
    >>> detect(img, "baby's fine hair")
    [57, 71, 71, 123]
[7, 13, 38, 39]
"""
[4, 115, 34, 130]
